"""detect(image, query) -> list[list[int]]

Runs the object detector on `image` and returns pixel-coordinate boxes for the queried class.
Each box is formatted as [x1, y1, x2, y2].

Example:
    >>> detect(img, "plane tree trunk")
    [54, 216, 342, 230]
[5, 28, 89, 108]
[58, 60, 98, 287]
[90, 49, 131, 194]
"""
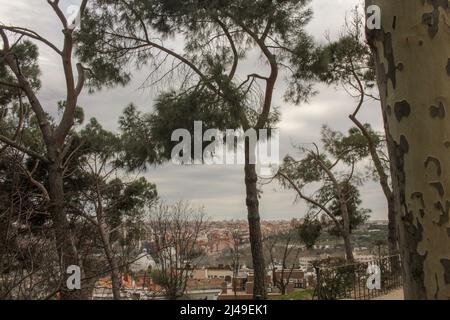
[366, 0, 450, 299]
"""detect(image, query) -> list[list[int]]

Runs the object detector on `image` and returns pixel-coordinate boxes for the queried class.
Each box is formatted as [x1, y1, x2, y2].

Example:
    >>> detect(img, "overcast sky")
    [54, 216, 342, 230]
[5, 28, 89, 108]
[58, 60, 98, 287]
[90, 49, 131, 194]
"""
[0, 0, 388, 220]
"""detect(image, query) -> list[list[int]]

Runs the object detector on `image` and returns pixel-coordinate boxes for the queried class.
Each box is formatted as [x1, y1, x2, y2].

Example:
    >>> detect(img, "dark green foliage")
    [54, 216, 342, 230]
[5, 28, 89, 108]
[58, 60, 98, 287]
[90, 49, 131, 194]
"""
[297, 217, 322, 249]
[80, 118, 120, 159]
[280, 153, 330, 185]
[1, 41, 42, 143]
[321, 125, 376, 164]
[150, 90, 239, 157]
[0, 41, 41, 108]
[318, 181, 371, 237]
[118, 89, 243, 170]
[75, 0, 318, 95]
[278, 125, 371, 240]
[0, 41, 48, 235]
[313, 257, 357, 300]
[313, 255, 402, 300]
[321, 124, 388, 183]
[1, 12, 163, 298]
[313, 7, 376, 91]
[77, 118, 158, 232]
[104, 177, 158, 233]
[118, 104, 159, 170]
[284, 31, 329, 104]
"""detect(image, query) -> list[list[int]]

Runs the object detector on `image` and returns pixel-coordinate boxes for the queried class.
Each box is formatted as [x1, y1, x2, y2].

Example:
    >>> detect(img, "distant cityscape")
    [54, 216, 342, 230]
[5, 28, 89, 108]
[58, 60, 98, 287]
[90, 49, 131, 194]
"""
[93, 219, 391, 300]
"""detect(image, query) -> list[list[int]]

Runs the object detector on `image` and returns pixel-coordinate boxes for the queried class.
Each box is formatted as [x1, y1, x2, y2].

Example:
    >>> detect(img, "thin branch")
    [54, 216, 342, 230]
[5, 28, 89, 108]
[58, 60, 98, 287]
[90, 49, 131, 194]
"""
[18, 161, 50, 202]
[47, 0, 68, 29]
[0, 25, 62, 55]
[277, 171, 342, 232]
[0, 134, 49, 163]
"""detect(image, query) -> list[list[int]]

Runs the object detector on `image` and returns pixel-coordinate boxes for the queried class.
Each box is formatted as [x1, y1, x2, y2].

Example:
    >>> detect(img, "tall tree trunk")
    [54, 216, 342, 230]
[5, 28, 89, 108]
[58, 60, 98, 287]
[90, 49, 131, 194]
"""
[47, 158, 82, 300]
[319, 158, 354, 262]
[281, 285, 286, 296]
[339, 194, 354, 261]
[97, 209, 121, 300]
[244, 157, 267, 299]
[97, 213, 122, 300]
[342, 229, 354, 262]
[366, 0, 450, 299]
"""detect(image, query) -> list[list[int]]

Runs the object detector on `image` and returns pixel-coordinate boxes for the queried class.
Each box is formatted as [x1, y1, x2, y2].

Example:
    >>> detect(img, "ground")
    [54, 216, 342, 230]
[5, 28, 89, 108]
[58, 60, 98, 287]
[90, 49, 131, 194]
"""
[268, 288, 405, 300]
[372, 288, 404, 300]
[269, 289, 314, 300]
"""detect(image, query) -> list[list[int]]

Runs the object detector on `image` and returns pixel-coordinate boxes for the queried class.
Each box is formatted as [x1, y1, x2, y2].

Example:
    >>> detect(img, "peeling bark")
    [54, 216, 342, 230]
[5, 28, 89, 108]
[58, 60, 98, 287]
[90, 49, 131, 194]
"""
[366, 0, 450, 299]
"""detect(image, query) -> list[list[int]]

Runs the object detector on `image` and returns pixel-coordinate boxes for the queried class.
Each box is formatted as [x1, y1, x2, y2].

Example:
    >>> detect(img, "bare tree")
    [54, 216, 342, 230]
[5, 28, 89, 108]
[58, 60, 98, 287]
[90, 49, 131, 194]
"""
[265, 230, 301, 295]
[147, 201, 206, 300]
